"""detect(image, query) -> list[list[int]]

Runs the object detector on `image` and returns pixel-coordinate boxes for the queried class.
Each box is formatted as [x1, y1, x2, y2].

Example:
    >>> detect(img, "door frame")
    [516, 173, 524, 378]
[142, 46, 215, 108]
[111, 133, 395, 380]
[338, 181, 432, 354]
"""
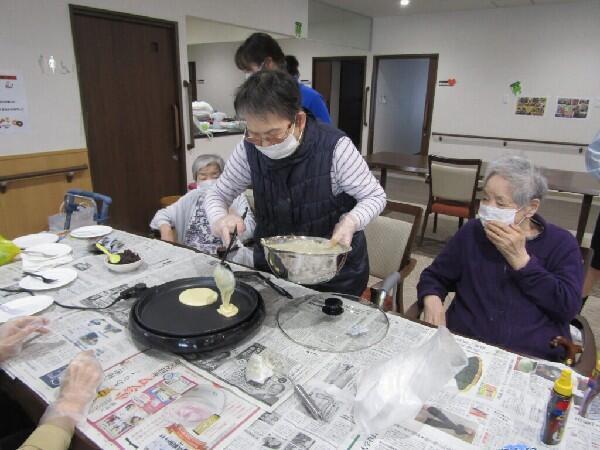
[69, 4, 187, 192]
[367, 54, 438, 156]
[312, 56, 367, 149]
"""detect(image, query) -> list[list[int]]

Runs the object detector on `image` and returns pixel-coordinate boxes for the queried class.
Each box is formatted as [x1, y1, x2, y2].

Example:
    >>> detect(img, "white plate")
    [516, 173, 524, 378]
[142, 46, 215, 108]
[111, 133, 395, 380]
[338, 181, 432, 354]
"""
[104, 258, 143, 273]
[13, 233, 59, 249]
[70, 225, 113, 239]
[19, 268, 78, 291]
[0, 295, 54, 322]
[23, 243, 72, 259]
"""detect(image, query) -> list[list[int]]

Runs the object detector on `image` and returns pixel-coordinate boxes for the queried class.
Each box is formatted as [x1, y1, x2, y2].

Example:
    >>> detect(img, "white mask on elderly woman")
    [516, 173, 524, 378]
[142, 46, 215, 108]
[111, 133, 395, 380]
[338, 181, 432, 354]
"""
[196, 178, 217, 189]
[478, 203, 524, 226]
[255, 124, 300, 160]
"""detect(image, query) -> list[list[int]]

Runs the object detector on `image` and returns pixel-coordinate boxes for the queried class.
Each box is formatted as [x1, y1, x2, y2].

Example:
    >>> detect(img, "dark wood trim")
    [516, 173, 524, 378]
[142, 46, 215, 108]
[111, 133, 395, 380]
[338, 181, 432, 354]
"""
[311, 56, 367, 150]
[421, 55, 438, 156]
[0, 164, 88, 193]
[69, 4, 187, 193]
[312, 56, 368, 64]
[367, 54, 439, 156]
[432, 132, 588, 152]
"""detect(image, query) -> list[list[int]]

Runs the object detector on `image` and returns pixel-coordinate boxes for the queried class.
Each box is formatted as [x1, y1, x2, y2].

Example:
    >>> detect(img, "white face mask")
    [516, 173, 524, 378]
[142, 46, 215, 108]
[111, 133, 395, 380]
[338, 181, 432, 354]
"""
[255, 124, 301, 160]
[478, 203, 523, 226]
[196, 178, 218, 188]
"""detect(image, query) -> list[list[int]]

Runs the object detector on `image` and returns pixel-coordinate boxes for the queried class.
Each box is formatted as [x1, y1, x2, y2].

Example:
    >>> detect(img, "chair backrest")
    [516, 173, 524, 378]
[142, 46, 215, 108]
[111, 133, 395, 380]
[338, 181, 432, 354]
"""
[429, 155, 482, 204]
[365, 201, 422, 279]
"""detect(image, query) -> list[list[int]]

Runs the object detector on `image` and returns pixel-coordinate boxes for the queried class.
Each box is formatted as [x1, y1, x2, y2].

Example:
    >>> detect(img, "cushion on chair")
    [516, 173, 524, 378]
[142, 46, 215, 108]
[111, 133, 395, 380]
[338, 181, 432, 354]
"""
[430, 163, 479, 202]
[431, 201, 470, 218]
[364, 215, 411, 279]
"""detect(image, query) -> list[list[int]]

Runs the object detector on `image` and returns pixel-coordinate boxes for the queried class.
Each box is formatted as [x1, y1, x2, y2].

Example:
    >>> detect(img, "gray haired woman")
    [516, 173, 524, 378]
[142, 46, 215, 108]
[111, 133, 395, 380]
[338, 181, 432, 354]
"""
[417, 155, 583, 361]
[150, 154, 255, 257]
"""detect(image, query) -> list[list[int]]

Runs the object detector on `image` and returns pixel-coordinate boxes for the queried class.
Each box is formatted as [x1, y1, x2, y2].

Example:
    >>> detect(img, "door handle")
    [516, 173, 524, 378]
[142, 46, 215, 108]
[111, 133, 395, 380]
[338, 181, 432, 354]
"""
[363, 86, 370, 126]
[183, 80, 195, 150]
[171, 104, 181, 150]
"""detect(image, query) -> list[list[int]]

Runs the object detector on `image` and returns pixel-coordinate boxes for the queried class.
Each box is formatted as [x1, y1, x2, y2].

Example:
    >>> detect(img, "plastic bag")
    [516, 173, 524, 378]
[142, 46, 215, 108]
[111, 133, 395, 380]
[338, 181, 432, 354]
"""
[0, 235, 20, 266]
[48, 205, 95, 232]
[353, 326, 467, 434]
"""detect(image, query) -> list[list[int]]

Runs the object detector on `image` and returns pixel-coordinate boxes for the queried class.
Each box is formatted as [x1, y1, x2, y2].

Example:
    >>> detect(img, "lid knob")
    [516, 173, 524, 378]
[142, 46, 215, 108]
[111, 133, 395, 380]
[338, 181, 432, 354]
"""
[322, 297, 343, 316]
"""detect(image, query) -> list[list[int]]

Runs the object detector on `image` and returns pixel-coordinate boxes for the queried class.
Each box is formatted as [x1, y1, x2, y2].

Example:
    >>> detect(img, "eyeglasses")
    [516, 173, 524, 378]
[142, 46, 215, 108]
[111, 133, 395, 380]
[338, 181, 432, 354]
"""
[244, 122, 295, 147]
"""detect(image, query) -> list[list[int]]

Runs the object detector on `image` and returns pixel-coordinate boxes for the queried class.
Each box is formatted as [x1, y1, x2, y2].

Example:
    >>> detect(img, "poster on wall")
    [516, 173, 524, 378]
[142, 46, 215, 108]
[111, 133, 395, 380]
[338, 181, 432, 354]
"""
[555, 97, 589, 119]
[515, 97, 547, 116]
[0, 70, 29, 133]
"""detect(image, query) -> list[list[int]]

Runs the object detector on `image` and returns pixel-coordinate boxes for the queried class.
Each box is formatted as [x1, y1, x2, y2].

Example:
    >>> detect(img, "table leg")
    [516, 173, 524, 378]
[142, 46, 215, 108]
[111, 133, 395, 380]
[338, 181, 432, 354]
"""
[576, 194, 593, 244]
[380, 168, 387, 190]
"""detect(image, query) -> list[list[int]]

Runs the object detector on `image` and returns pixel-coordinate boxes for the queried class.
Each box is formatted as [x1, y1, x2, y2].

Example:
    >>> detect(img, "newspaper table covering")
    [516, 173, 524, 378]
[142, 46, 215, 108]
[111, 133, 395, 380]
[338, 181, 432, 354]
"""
[0, 230, 599, 449]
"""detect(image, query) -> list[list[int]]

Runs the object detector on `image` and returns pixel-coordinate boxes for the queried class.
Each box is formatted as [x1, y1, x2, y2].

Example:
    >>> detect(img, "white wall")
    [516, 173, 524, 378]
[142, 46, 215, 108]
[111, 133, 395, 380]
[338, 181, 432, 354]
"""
[372, 1, 600, 172]
[0, 0, 307, 157]
[373, 58, 429, 154]
[188, 42, 245, 116]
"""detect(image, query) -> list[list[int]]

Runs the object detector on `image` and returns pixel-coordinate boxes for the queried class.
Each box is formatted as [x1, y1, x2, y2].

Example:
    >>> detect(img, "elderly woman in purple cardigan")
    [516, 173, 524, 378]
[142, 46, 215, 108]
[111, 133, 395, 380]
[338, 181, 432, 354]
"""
[417, 155, 583, 361]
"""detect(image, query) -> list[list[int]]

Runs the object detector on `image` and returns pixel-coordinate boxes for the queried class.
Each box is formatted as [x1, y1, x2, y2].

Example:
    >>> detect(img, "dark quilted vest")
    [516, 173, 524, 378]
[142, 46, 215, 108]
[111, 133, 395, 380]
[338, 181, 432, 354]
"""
[246, 116, 369, 295]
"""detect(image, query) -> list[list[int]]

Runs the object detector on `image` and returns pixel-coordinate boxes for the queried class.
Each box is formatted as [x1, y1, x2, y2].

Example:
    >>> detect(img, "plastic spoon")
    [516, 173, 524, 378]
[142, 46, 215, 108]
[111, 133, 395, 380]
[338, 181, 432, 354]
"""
[96, 243, 120, 264]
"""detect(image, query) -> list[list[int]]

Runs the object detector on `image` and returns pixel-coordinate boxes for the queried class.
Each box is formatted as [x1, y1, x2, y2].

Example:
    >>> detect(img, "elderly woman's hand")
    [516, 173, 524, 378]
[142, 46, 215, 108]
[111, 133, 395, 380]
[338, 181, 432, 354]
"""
[484, 221, 530, 270]
[423, 295, 446, 326]
[0, 316, 49, 362]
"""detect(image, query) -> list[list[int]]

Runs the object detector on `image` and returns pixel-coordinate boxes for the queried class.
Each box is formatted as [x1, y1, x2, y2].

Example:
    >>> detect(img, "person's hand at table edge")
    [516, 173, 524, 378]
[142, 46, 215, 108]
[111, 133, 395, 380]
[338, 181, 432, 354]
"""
[40, 350, 104, 431]
[423, 295, 446, 327]
[0, 316, 49, 362]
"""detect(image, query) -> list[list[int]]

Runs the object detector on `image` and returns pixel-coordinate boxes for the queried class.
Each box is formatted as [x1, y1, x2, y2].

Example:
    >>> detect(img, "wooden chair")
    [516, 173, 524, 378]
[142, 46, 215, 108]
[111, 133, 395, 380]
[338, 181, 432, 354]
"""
[159, 195, 181, 208]
[550, 247, 597, 376]
[406, 246, 597, 377]
[363, 201, 422, 313]
[419, 155, 482, 245]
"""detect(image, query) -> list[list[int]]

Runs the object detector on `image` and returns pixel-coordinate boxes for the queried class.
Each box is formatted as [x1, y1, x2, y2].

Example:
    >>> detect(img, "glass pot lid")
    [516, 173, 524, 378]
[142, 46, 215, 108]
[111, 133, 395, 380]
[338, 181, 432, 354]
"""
[276, 293, 389, 353]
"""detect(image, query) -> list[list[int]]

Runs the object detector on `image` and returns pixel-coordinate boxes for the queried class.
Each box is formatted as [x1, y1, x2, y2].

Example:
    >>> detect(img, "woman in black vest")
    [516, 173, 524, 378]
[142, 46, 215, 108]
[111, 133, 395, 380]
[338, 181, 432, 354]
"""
[205, 71, 386, 296]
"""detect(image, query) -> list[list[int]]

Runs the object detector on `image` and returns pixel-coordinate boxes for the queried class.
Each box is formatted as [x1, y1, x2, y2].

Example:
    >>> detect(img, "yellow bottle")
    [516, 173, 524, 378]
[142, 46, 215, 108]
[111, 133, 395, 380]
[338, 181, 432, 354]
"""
[542, 369, 573, 445]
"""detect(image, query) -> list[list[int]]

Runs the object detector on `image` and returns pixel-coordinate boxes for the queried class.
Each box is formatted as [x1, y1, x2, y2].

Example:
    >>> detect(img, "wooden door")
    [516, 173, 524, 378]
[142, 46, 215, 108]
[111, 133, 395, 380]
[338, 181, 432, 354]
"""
[71, 6, 184, 233]
[338, 59, 365, 149]
[312, 60, 332, 109]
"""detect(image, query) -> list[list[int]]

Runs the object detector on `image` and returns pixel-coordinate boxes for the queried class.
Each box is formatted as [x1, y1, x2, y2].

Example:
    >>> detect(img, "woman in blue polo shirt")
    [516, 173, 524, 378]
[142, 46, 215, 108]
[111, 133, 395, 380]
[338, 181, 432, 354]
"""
[234, 33, 331, 123]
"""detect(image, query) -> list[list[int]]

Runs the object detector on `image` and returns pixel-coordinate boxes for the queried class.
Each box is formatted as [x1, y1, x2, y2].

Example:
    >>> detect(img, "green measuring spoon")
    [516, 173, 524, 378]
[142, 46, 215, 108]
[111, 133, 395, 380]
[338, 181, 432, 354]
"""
[96, 243, 121, 264]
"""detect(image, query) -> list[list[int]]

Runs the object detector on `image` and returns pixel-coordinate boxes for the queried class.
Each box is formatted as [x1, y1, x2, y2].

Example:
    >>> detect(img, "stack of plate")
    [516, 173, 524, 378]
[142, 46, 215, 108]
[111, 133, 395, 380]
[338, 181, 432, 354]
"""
[21, 243, 74, 271]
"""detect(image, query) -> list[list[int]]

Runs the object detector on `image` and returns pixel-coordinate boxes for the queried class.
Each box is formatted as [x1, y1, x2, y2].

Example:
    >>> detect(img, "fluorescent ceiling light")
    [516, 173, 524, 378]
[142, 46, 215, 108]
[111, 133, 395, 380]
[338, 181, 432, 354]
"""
[399, 0, 410, 7]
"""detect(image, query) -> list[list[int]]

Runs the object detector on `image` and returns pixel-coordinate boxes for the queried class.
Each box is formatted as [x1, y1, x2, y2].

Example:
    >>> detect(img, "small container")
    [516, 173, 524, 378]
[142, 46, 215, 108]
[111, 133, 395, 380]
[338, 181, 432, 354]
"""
[542, 368, 573, 445]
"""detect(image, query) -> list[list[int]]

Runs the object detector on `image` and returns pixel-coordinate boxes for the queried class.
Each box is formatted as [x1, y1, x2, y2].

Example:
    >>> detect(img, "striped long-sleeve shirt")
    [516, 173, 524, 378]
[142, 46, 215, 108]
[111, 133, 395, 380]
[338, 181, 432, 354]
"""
[205, 136, 386, 230]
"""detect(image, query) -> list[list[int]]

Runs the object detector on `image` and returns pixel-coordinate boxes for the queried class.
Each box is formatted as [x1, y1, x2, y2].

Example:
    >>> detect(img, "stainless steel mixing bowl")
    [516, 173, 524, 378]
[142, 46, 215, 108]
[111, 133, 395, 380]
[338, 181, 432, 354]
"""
[261, 236, 351, 285]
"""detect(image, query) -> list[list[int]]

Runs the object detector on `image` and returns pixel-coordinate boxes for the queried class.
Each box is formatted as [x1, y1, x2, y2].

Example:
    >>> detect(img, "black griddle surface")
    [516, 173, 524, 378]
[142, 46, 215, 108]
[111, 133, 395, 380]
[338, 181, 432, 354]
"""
[133, 277, 260, 337]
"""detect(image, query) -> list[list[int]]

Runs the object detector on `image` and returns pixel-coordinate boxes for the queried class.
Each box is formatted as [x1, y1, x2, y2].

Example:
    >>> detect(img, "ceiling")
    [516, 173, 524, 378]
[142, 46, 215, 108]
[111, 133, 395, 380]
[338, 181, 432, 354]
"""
[318, 0, 581, 18]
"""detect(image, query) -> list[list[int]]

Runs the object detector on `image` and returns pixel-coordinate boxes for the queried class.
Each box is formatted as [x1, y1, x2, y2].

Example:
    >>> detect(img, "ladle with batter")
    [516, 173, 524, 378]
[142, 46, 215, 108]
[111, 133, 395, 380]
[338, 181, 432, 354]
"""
[214, 208, 247, 317]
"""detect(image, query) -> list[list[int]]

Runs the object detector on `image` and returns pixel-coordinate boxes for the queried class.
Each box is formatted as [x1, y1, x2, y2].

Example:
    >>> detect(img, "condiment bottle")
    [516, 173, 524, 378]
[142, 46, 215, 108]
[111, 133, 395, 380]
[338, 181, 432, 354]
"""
[542, 368, 573, 445]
